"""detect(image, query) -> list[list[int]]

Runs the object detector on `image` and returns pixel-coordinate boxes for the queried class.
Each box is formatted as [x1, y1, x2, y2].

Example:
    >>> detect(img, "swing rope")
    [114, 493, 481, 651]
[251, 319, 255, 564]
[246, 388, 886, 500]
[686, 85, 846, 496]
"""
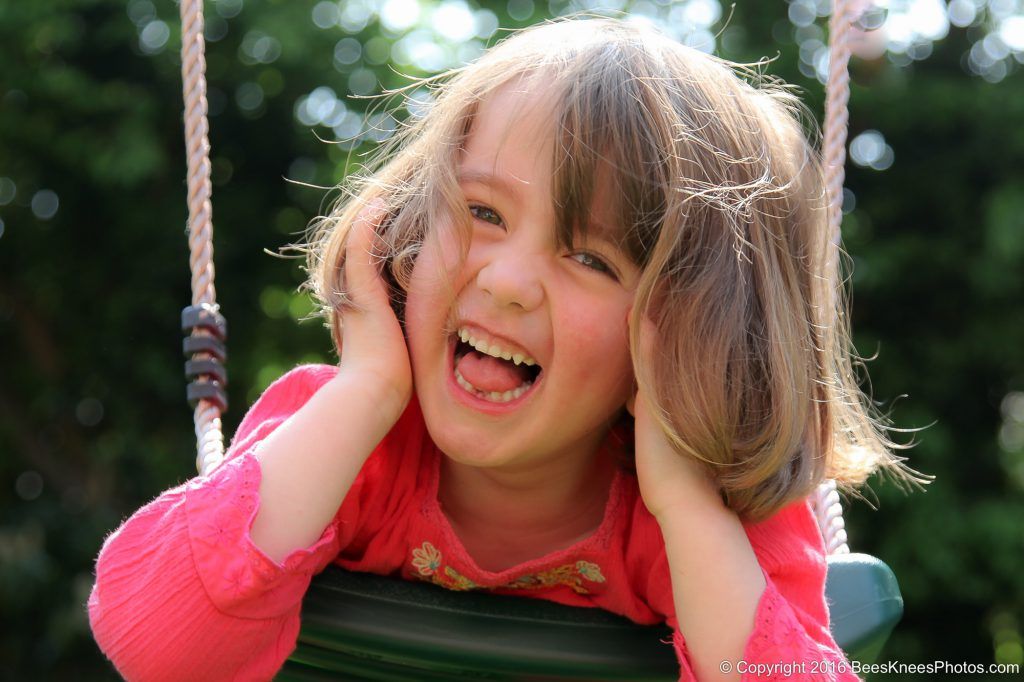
[179, 0, 227, 477]
[825, 0, 854, 248]
[817, 0, 856, 555]
[176, 1, 856, 551]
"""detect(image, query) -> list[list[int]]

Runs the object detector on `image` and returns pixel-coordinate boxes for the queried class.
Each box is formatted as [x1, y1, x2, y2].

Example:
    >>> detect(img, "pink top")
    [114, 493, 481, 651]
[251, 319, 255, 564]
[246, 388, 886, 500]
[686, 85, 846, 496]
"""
[88, 364, 860, 681]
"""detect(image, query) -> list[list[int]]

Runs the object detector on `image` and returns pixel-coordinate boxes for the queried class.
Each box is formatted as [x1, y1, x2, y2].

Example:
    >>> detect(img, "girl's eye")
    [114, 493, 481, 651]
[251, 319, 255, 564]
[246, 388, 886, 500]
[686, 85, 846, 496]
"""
[571, 251, 617, 279]
[469, 204, 504, 228]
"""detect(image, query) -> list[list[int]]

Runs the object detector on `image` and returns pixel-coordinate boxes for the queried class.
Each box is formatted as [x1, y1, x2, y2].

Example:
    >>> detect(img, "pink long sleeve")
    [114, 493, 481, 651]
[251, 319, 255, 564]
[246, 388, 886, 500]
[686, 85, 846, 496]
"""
[645, 498, 862, 681]
[730, 499, 862, 681]
[87, 365, 347, 681]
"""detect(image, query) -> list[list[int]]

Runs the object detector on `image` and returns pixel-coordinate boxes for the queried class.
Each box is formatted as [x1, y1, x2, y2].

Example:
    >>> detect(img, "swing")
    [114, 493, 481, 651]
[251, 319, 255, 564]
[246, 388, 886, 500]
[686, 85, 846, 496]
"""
[175, 2, 902, 679]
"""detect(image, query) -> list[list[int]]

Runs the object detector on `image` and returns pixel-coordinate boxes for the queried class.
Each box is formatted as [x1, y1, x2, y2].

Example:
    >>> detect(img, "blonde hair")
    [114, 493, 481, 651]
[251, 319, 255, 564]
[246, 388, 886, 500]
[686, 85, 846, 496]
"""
[299, 16, 929, 522]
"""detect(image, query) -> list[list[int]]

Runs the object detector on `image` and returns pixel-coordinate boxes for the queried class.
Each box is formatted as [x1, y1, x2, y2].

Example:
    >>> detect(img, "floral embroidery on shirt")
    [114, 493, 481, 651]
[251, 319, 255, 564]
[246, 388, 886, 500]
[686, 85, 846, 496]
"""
[505, 561, 606, 594]
[440, 566, 479, 591]
[411, 541, 442, 576]
[409, 541, 606, 594]
[575, 561, 605, 583]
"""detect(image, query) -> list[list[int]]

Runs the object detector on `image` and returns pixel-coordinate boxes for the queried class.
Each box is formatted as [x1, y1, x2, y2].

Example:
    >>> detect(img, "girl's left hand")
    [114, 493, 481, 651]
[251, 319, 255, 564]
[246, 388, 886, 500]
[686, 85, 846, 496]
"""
[628, 315, 725, 523]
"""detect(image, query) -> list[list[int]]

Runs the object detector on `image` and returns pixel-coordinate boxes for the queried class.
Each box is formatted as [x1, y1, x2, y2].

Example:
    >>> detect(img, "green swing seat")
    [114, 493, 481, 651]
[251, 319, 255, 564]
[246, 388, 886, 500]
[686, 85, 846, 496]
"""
[277, 552, 902, 681]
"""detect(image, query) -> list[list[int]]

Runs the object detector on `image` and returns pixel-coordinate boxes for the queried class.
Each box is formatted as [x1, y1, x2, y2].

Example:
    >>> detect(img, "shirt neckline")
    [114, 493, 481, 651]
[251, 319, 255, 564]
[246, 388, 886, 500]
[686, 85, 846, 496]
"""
[423, 438, 627, 584]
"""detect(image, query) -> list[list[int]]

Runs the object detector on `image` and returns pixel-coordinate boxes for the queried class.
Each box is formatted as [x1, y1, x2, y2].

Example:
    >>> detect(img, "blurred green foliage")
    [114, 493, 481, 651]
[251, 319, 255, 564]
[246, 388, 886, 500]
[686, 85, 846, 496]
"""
[1, 0, 1022, 679]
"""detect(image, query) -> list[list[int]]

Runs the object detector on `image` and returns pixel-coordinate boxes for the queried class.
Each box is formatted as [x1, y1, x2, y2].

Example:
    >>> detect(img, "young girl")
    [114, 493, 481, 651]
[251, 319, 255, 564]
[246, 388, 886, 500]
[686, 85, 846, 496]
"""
[88, 17, 924, 681]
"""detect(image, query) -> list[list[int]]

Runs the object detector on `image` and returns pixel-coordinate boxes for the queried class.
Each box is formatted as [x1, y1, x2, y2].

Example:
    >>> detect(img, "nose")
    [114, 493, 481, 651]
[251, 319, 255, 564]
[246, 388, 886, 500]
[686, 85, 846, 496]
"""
[475, 243, 544, 312]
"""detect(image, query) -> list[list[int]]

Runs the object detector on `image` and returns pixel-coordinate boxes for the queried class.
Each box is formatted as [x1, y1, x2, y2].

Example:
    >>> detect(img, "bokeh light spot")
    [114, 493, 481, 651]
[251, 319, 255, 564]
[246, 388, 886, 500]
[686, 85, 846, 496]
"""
[434, 2, 477, 42]
[947, 0, 977, 28]
[850, 130, 895, 171]
[215, 0, 244, 20]
[235, 82, 265, 112]
[312, 1, 340, 29]
[348, 68, 378, 96]
[15, 471, 44, 502]
[126, 0, 157, 26]
[999, 16, 1024, 51]
[76, 398, 105, 427]
[507, 0, 535, 22]
[139, 20, 170, 55]
[0, 177, 15, 205]
[259, 286, 291, 319]
[340, 0, 374, 33]
[474, 9, 499, 39]
[334, 37, 362, 67]
[381, 0, 421, 32]
[365, 36, 392, 65]
[31, 190, 59, 220]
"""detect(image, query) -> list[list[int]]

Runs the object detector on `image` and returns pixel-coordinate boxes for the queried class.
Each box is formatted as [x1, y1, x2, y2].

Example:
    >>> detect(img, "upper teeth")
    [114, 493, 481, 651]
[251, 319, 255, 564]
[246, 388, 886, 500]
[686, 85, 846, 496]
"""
[458, 328, 537, 366]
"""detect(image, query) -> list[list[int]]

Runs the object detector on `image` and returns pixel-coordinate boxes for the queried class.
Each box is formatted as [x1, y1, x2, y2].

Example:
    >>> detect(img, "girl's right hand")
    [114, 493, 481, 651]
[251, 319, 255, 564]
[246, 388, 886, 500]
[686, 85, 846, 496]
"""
[337, 199, 413, 420]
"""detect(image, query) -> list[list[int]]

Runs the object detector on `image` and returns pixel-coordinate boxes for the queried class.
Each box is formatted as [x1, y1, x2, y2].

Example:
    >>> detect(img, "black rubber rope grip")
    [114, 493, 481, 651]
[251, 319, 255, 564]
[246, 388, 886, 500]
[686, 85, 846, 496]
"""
[181, 303, 228, 413]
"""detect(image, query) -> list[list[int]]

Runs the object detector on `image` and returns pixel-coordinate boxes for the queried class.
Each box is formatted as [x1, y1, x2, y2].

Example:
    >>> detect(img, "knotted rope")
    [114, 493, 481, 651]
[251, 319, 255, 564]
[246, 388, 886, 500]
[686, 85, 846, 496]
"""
[179, 0, 226, 476]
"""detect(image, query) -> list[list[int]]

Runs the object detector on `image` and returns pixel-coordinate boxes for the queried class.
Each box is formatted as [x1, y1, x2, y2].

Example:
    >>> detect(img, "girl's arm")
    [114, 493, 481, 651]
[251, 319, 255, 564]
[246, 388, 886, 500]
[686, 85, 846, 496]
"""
[251, 200, 412, 564]
[634, 390, 860, 681]
[89, 202, 411, 679]
[631, 320, 858, 681]
[657, 495, 766, 681]
[250, 369, 405, 562]
[633, 390, 765, 681]
[88, 365, 371, 680]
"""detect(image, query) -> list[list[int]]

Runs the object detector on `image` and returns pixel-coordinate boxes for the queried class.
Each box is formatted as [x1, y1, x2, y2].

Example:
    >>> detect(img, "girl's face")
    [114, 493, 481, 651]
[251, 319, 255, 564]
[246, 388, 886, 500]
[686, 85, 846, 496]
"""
[404, 83, 638, 474]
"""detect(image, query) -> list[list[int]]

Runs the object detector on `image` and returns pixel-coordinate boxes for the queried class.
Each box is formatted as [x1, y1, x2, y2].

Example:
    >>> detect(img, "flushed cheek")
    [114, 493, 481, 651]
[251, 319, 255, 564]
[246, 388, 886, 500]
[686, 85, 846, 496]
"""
[558, 306, 633, 387]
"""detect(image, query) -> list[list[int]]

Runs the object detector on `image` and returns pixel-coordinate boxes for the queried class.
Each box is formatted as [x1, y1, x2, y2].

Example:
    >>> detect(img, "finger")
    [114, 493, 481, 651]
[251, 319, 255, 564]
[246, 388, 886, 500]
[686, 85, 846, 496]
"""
[344, 200, 391, 309]
[636, 316, 658, 358]
[626, 305, 659, 355]
[627, 311, 660, 420]
[624, 305, 635, 413]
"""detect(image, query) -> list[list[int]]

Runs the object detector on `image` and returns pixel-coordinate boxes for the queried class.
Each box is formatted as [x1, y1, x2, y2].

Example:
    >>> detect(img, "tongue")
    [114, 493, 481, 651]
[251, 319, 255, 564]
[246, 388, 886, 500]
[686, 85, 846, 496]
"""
[455, 351, 531, 393]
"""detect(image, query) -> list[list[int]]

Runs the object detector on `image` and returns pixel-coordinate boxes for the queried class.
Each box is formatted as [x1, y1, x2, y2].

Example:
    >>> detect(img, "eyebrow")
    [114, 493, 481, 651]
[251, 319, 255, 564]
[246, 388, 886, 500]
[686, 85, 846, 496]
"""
[457, 169, 528, 201]
[458, 168, 627, 253]
[576, 222, 621, 248]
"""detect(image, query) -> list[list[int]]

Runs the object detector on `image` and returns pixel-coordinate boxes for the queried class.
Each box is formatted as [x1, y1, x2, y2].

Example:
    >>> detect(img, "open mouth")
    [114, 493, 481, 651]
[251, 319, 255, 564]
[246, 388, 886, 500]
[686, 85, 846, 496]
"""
[451, 334, 543, 404]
